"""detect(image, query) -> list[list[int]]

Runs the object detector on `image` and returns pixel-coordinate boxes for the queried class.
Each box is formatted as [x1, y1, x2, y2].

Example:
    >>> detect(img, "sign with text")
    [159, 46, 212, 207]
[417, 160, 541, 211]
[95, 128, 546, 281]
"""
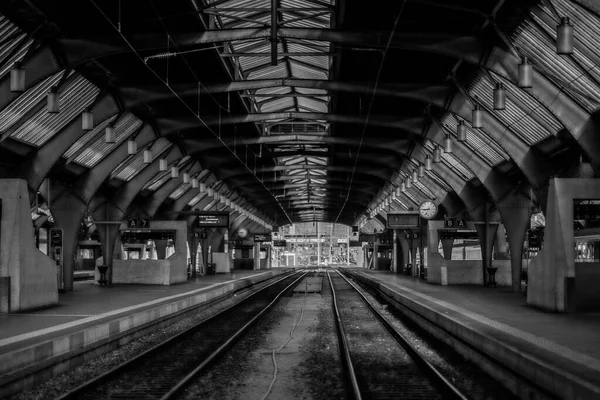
[387, 212, 420, 229]
[121, 230, 176, 242]
[253, 233, 272, 242]
[273, 240, 287, 247]
[197, 212, 229, 228]
[456, 218, 467, 228]
[444, 217, 457, 228]
[50, 228, 63, 247]
[439, 230, 478, 240]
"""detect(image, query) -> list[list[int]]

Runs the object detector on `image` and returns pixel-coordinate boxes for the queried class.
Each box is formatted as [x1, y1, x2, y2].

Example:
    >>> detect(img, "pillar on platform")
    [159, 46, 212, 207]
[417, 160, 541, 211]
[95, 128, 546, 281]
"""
[0, 179, 58, 311]
[441, 239, 454, 260]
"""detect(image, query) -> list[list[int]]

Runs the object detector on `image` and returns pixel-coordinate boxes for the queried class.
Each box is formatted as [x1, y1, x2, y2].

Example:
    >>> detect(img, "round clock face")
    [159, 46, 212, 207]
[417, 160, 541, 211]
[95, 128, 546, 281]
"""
[419, 201, 438, 219]
[238, 228, 248, 238]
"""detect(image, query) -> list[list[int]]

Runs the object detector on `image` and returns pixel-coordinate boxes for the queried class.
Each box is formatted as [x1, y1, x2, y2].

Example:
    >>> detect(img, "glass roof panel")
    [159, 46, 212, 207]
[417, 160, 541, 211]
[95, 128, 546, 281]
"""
[188, 192, 208, 207]
[260, 96, 295, 112]
[468, 72, 552, 146]
[112, 138, 172, 181]
[0, 15, 34, 80]
[247, 62, 288, 80]
[512, 17, 600, 112]
[169, 183, 190, 200]
[73, 113, 143, 168]
[0, 71, 62, 132]
[11, 74, 99, 146]
[144, 170, 171, 191]
[440, 113, 507, 166]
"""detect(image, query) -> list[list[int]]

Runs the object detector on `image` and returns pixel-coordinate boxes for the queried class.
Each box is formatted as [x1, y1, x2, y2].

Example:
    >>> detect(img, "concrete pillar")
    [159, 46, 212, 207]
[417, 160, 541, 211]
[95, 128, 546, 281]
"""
[392, 230, 398, 273]
[474, 222, 500, 285]
[373, 241, 379, 270]
[92, 202, 124, 285]
[441, 239, 454, 260]
[254, 243, 261, 270]
[0, 179, 58, 312]
[494, 224, 510, 260]
[497, 201, 531, 292]
[398, 234, 409, 273]
[40, 181, 87, 292]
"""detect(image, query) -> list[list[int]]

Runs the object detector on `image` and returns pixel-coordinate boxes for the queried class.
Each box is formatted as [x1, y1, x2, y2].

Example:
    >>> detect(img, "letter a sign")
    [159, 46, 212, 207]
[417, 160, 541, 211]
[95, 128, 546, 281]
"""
[457, 218, 467, 228]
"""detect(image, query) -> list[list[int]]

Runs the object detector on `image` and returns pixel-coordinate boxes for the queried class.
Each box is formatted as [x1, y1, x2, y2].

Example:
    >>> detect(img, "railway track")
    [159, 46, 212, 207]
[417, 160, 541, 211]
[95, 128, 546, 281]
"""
[56, 271, 308, 400]
[327, 270, 469, 400]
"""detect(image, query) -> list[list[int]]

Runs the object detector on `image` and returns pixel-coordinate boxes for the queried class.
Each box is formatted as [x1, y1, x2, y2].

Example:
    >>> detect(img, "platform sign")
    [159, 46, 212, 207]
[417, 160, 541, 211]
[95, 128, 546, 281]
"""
[405, 232, 419, 240]
[439, 230, 478, 240]
[444, 217, 457, 228]
[457, 218, 467, 228]
[197, 212, 229, 228]
[254, 233, 271, 242]
[127, 218, 139, 228]
[273, 240, 287, 247]
[140, 218, 150, 228]
[387, 212, 420, 229]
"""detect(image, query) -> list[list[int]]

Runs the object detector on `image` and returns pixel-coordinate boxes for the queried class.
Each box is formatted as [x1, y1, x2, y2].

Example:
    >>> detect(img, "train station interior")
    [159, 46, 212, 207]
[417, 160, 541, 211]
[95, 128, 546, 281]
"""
[1, 0, 600, 399]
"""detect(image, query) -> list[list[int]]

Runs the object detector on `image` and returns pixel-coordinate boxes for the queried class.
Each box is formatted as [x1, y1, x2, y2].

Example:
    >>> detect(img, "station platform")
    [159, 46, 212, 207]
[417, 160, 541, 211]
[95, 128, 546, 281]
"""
[343, 268, 600, 400]
[0, 268, 295, 397]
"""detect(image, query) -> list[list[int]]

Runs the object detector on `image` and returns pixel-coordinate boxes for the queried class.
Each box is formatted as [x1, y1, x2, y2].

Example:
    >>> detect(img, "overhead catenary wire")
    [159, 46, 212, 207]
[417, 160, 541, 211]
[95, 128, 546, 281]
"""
[335, 0, 407, 224]
[88, 0, 291, 226]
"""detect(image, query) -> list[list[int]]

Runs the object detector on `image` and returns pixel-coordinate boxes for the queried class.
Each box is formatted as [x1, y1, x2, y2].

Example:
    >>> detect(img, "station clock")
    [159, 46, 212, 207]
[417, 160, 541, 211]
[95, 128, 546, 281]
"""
[238, 228, 248, 238]
[419, 201, 438, 220]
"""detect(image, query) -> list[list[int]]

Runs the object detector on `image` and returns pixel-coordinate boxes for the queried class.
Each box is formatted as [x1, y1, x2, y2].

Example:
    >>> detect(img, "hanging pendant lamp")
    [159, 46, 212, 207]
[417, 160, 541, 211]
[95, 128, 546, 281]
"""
[82, 108, 94, 131]
[472, 104, 483, 129]
[418, 163, 425, 178]
[457, 120, 467, 142]
[143, 148, 152, 164]
[220, 195, 226, 204]
[412, 169, 418, 183]
[105, 123, 116, 144]
[171, 166, 179, 178]
[493, 83, 506, 110]
[392, 189, 397, 199]
[47, 86, 59, 113]
[10, 62, 25, 92]
[556, 17, 574, 55]
[207, 187, 214, 196]
[182, 172, 190, 184]
[518, 56, 533, 88]
[425, 155, 433, 170]
[127, 139, 137, 155]
[406, 177, 412, 189]
[191, 178, 199, 188]
[159, 158, 168, 171]
[433, 146, 442, 163]
[395, 187, 401, 197]
[199, 182, 206, 192]
[444, 134, 452, 153]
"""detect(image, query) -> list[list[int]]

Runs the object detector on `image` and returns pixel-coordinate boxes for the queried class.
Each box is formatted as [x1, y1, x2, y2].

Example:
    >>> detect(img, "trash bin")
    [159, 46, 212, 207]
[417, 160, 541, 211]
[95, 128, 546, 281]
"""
[97, 265, 109, 287]
[207, 263, 216, 275]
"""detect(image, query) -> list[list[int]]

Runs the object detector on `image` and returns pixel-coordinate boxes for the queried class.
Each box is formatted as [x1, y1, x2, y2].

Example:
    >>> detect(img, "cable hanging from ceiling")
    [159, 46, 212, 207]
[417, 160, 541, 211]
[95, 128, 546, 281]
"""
[84, 0, 282, 228]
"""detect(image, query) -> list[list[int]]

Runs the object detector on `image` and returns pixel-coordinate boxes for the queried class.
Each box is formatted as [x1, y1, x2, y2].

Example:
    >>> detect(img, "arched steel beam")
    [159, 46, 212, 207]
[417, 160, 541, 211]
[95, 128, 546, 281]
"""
[158, 114, 424, 135]
[58, 29, 485, 67]
[219, 165, 391, 180]
[118, 80, 449, 108]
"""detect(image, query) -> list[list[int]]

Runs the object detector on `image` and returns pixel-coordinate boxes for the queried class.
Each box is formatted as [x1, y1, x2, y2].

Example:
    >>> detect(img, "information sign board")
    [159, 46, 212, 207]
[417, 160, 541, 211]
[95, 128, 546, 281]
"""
[444, 217, 457, 228]
[273, 240, 287, 247]
[197, 212, 229, 228]
[439, 230, 478, 240]
[254, 233, 271, 242]
[387, 212, 420, 229]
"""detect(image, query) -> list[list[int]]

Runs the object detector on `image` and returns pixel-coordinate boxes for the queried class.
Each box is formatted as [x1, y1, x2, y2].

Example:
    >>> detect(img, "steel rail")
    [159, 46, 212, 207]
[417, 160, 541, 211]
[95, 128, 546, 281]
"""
[160, 271, 308, 399]
[56, 270, 304, 400]
[326, 270, 363, 400]
[334, 269, 469, 400]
